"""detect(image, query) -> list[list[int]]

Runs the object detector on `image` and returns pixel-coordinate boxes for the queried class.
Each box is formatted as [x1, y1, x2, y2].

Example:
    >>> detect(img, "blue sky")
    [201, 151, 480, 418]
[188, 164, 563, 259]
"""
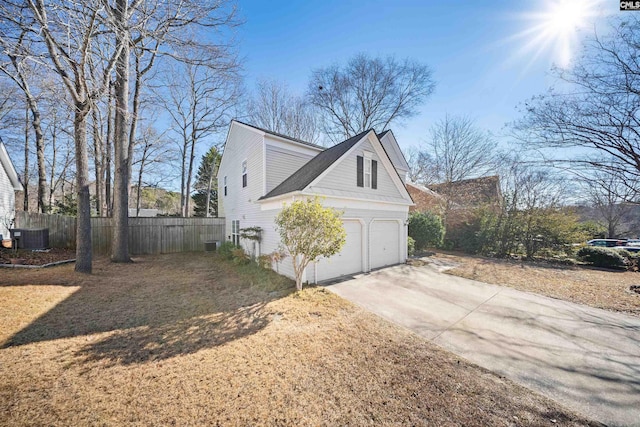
[235, 0, 618, 151]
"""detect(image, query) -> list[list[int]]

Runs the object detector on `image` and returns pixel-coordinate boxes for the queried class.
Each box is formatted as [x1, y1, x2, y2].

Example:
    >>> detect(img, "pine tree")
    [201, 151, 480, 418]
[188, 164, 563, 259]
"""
[192, 146, 221, 217]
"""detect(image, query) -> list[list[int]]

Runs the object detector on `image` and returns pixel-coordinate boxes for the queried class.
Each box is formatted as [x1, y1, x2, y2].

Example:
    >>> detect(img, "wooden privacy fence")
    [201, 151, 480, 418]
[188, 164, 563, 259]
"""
[14, 211, 226, 255]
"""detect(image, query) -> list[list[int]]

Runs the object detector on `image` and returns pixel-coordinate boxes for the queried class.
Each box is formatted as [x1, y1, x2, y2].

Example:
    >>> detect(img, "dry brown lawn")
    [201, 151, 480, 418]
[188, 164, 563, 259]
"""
[437, 252, 640, 317]
[0, 253, 599, 426]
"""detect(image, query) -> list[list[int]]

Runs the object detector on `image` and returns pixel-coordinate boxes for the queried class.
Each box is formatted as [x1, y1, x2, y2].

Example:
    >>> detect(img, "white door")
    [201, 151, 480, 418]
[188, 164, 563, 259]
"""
[370, 220, 400, 270]
[315, 220, 363, 282]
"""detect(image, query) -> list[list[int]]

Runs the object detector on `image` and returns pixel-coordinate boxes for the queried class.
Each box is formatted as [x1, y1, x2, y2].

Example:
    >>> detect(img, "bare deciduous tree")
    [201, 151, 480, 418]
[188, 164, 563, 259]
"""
[18, 0, 121, 273]
[0, 28, 49, 213]
[308, 53, 435, 143]
[160, 59, 241, 217]
[514, 16, 640, 202]
[132, 125, 173, 216]
[580, 170, 637, 238]
[424, 115, 496, 185]
[248, 78, 320, 143]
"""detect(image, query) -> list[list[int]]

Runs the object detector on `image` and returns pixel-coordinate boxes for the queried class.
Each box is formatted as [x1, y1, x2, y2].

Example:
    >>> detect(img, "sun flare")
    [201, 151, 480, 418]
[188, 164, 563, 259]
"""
[512, 0, 604, 69]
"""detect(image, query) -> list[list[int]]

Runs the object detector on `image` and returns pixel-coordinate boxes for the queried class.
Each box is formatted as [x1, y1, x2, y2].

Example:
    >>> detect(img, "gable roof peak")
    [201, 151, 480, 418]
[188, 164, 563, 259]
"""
[260, 129, 374, 200]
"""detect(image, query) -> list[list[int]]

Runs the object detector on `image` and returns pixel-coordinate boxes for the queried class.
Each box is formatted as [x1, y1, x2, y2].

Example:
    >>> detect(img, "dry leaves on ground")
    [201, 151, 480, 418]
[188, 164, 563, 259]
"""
[0, 253, 599, 426]
[438, 252, 640, 317]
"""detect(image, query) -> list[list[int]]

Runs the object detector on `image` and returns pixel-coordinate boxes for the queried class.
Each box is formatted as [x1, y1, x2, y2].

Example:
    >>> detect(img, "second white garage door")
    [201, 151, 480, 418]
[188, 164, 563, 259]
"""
[315, 220, 363, 282]
[370, 220, 400, 270]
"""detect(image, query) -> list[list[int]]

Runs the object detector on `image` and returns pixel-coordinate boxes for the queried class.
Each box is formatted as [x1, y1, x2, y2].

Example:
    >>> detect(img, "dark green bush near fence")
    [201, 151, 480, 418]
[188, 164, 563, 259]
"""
[408, 211, 445, 250]
[218, 241, 239, 260]
[577, 246, 627, 269]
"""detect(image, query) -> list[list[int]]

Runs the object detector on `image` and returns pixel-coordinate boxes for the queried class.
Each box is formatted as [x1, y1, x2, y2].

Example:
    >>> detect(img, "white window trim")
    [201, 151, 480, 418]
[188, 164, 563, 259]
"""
[364, 157, 372, 188]
[232, 220, 240, 245]
[241, 159, 247, 188]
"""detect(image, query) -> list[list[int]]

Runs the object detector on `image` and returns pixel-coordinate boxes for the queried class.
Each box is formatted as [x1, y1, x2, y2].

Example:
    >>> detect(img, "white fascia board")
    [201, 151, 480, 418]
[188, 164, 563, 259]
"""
[259, 190, 411, 212]
[234, 121, 323, 153]
[0, 143, 22, 190]
[257, 192, 302, 210]
[302, 192, 412, 211]
[380, 130, 410, 171]
[263, 134, 323, 154]
[364, 133, 413, 202]
[216, 121, 236, 179]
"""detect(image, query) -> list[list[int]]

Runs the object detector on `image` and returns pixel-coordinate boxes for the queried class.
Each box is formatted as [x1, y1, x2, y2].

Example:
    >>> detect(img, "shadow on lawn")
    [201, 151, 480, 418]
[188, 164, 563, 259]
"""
[2, 253, 294, 365]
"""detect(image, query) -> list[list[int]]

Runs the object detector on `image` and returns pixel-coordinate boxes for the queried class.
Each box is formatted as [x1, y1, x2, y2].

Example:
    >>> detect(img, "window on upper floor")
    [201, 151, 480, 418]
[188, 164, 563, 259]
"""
[224, 176, 227, 196]
[242, 160, 247, 188]
[357, 153, 377, 189]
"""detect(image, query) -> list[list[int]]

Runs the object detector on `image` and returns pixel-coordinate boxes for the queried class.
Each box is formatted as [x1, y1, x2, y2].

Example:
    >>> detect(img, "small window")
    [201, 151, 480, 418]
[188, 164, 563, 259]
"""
[232, 220, 240, 246]
[364, 158, 372, 188]
[357, 153, 377, 189]
[242, 160, 247, 188]
[224, 176, 227, 196]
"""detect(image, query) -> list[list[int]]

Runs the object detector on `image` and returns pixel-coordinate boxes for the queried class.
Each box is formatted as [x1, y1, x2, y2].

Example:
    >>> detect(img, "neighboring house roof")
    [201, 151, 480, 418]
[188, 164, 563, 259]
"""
[0, 142, 23, 191]
[406, 182, 446, 200]
[260, 130, 371, 200]
[232, 119, 324, 150]
[406, 182, 448, 213]
[429, 175, 501, 208]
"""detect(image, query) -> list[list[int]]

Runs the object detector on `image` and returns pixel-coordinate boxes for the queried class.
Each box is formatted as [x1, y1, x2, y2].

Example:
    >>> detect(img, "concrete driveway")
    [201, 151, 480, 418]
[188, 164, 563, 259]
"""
[325, 262, 640, 427]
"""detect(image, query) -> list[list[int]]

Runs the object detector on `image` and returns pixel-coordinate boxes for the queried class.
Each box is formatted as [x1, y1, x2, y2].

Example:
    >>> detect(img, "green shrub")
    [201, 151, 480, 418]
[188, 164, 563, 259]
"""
[258, 254, 272, 269]
[618, 250, 639, 272]
[231, 247, 250, 265]
[408, 211, 445, 250]
[218, 241, 239, 260]
[407, 236, 415, 256]
[576, 246, 627, 269]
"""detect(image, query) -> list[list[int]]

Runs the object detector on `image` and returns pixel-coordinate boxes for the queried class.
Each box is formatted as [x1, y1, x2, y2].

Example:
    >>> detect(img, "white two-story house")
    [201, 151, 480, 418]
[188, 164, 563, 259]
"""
[217, 120, 413, 283]
[0, 142, 22, 241]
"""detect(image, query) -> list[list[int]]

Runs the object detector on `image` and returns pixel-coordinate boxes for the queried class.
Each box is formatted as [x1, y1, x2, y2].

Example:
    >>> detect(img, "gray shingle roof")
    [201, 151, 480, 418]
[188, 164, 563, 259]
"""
[376, 130, 390, 139]
[233, 120, 324, 150]
[259, 130, 372, 200]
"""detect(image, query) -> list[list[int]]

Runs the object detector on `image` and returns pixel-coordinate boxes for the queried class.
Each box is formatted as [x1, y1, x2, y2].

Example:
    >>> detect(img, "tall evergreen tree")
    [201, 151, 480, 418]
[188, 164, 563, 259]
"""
[192, 146, 221, 217]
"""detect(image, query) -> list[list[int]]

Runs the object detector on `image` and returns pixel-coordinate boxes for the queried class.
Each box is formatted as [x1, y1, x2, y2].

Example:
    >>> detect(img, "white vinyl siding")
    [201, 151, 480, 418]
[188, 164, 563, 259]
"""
[311, 138, 406, 202]
[0, 163, 15, 239]
[217, 123, 265, 243]
[264, 143, 316, 193]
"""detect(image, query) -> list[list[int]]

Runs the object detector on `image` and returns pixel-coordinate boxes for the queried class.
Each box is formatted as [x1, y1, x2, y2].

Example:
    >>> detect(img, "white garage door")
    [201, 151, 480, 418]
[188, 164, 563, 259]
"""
[370, 220, 400, 270]
[315, 220, 363, 282]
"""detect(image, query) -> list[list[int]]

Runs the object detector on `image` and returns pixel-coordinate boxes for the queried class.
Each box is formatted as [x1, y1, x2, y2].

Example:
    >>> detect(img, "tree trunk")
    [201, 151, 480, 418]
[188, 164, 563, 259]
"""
[91, 109, 103, 216]
[74, 104, 92, 274]
[205, 169, 213, 217]
[49, 114, 57, 209]
[105, 81, 114, 217]
[185, 138, 196, 217]
[111, 0, 131, 263]
[128, 54, 142, 195]
[23, 104, 29, 211]
[136, 144, 148, 217]
[24, 96, 48, 213]
[180, 137, 188, 216]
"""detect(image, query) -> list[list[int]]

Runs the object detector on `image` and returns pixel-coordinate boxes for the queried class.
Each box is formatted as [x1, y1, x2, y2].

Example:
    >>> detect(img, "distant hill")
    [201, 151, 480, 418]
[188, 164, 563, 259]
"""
[573, 204, 640, 239]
